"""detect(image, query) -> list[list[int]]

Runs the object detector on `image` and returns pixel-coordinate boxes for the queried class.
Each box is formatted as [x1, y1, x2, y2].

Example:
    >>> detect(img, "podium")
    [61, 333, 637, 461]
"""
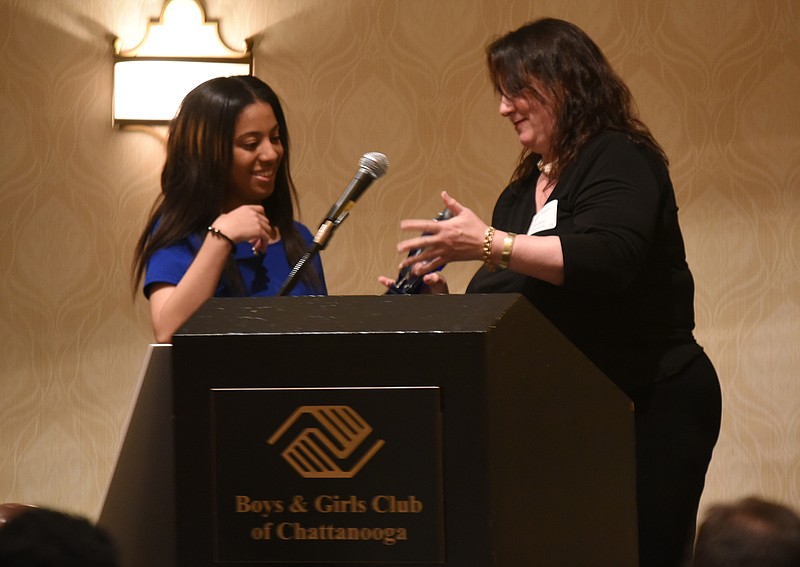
[97, 344, 175, 567]
[168, 293, 638, 566]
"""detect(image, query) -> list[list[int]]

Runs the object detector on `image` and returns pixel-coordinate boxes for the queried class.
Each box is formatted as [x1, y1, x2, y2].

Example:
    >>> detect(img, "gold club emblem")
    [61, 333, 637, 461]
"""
[268, 405, 385, 479]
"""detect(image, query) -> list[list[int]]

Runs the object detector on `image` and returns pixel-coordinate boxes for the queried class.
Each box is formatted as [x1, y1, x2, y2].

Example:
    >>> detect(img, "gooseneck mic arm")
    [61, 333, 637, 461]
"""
[278, 152, 389, 296]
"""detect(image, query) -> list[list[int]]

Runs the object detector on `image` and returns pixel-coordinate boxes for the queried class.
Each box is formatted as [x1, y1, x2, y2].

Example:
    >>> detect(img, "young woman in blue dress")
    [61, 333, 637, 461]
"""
[132, 76, 326, 343]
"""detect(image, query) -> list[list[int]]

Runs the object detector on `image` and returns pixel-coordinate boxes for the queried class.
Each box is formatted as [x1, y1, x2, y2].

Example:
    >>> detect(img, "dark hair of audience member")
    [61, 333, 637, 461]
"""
[693, 496, 800, 567]
[0, 506, 119, 567]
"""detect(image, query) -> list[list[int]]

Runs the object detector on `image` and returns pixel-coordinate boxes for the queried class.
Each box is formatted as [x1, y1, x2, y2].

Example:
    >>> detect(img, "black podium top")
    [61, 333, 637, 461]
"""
[175, 293, 536, 336]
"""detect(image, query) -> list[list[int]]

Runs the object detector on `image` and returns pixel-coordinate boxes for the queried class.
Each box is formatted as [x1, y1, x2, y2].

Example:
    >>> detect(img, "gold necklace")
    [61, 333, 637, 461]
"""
[537, 158, 553, 176]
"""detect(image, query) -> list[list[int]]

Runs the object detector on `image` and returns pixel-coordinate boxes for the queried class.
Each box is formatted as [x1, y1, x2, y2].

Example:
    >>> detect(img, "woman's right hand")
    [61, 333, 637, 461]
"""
[210, 205, 276, 254]
[396, 191, 488, 276]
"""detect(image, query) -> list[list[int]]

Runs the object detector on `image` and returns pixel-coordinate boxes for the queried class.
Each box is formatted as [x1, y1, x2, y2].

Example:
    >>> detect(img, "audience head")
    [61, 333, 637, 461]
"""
[0, 505, 119, 567]
[0, 503, 35, 527]
[693, 496, 800, 567]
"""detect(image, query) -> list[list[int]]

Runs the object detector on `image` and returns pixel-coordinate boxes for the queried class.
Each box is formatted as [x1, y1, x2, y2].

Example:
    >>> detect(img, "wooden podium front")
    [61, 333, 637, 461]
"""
[171, 293, 638, 566]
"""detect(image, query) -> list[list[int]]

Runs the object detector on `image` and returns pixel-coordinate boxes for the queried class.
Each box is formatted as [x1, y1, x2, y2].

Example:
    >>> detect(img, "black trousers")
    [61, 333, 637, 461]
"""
[633, 353, 722, 567]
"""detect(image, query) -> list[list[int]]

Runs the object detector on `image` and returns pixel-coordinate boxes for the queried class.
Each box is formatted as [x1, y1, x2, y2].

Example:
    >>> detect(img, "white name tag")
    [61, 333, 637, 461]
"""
[527, 199, 558, 235]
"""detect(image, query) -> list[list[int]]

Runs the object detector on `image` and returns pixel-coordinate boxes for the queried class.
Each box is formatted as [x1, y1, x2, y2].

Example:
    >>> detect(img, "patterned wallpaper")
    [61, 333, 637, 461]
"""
[0, 0, 798, 524]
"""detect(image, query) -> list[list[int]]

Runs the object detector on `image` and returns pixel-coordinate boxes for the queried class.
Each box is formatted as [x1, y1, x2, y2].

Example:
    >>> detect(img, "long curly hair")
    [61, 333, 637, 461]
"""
[132, 76, 311, 295]
[486, 18, 667, 181]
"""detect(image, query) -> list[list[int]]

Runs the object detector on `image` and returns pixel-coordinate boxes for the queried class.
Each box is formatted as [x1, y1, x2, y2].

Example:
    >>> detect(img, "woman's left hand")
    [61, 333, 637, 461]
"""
[397, 191, 487, 277]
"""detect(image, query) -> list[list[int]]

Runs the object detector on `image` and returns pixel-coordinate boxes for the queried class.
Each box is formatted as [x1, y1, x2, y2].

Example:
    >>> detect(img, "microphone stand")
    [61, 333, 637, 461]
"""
[277, 210, 346, 296]
[277, 243, 321, 296]
[277, 152, 388, 296]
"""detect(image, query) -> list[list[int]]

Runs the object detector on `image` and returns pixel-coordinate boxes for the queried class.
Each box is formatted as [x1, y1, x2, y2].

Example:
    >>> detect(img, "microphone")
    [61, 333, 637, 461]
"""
[278, 152, 389, 296]
[312, 152, 389, 249]
[386, 207, 452, 295]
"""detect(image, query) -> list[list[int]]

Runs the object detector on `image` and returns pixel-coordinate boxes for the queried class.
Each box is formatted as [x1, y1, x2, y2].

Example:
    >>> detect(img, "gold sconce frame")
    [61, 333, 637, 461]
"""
[112, 0, 253, 127]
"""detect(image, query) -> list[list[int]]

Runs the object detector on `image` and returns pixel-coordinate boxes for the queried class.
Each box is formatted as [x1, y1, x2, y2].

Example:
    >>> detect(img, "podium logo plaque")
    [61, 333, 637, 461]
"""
[268, 405, 385, 479]
[210, 386, 445, 564]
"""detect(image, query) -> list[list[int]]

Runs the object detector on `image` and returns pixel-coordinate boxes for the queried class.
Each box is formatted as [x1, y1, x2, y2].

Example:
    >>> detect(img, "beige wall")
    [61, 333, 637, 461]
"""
[1, 0, 798, 522]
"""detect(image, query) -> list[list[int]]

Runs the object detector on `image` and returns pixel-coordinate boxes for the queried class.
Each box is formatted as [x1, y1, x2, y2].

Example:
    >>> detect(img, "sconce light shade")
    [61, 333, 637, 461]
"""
[113, 0, 253, 126]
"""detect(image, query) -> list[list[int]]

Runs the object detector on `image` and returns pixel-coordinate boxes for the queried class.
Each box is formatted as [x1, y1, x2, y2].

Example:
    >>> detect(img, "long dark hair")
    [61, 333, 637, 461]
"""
[132, 75, 311, 295]
[486, 18, 667, 181]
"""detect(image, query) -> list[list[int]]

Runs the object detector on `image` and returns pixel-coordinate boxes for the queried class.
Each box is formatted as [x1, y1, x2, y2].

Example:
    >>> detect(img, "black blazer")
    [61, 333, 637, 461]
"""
[467, 131, 704, 398]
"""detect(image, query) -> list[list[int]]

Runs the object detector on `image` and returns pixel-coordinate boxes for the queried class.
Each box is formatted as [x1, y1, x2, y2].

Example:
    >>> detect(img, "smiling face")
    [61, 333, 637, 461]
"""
[225, 100, 284, 210]
[498, 84, 557, 161]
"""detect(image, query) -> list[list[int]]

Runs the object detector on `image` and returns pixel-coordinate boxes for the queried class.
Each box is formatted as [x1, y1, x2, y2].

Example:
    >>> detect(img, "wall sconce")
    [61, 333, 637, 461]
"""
[113, 0, 253, 127]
